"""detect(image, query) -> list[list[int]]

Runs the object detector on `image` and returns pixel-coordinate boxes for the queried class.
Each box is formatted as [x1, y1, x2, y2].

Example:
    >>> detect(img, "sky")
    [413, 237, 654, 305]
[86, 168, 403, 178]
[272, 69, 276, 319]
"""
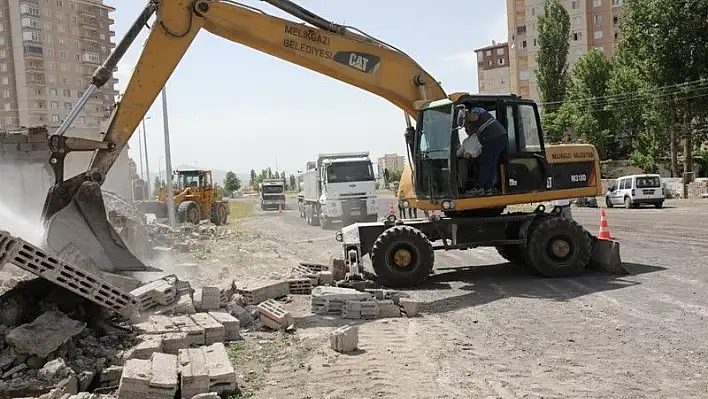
[114, 0, 508, 178]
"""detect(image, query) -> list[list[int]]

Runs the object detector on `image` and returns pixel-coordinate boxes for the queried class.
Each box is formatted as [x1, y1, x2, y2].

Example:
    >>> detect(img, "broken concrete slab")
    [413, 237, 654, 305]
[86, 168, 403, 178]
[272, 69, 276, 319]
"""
[190, 313, 225, 345]
[178, 348, 209, 399]
[161, 332, 189, 355]
[148, 352, 178, 399]
[330, 325, 358, 353]
[225, 301, 254, 327]
[257, 299, 294, 331]
[98, 365, 123, 388]
[203, 343, 237, 394]
[207, 311, 240, 341]
[37, 358, 71, 382]
[125, 335, 163, 360]
[6, 311, 86, 358]
[116, 358, 151, 399]
[398, 298, 421, 317]
[193, 287, 220, 312]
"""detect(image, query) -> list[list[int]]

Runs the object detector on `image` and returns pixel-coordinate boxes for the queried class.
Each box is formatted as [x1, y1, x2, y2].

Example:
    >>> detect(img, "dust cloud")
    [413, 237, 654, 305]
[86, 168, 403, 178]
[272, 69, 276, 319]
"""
[0, 161, 50, 247]
[0, 200, 46, 247]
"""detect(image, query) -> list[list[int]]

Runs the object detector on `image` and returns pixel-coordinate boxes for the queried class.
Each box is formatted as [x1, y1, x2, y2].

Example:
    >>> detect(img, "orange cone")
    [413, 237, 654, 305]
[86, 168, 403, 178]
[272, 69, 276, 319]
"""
[278, 203, 283, 215]
[598, 209, 614, 240]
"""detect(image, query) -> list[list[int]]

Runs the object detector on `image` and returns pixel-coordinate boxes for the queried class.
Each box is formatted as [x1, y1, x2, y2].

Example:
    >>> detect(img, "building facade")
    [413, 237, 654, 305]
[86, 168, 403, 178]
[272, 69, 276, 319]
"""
[474, 41, 511, 95]
[377, 153, 406, 178]
[506, 0, 624, 103]
[0, 0, 133, 199]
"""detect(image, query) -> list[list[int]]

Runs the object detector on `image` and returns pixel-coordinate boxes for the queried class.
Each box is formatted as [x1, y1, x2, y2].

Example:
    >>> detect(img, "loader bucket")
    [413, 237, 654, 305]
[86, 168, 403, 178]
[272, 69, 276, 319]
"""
[587, 237, 629, 275]
[43, 181, 161, 273]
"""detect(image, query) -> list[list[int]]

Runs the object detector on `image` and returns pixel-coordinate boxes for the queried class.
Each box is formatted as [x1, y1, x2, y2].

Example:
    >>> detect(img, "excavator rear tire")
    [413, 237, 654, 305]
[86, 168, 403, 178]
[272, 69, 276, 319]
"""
[178, 201, 201, 225]
[495, 245, 527, 266]
[523, 217, 591, 278]
[211, 202, 228, 226]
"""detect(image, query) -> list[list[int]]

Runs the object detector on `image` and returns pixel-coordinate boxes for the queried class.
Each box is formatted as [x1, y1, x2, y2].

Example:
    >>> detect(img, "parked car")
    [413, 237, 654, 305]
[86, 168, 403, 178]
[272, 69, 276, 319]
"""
[605, 174, 665, 209]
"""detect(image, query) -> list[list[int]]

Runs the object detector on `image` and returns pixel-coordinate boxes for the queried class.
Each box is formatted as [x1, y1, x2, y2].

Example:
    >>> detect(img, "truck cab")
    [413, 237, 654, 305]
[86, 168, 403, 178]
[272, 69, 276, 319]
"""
[259, 179, 286, 211]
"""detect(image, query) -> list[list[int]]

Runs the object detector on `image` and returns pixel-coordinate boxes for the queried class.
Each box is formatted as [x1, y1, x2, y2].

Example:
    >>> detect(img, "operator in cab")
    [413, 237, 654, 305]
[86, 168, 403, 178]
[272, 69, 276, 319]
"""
[465, 107, 509, 196]
[456, 117, 483, 194]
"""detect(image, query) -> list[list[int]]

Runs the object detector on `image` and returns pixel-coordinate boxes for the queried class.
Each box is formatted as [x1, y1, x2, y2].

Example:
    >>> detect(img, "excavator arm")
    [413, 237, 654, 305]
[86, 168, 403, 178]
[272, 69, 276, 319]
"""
[40, 0, 446, 273]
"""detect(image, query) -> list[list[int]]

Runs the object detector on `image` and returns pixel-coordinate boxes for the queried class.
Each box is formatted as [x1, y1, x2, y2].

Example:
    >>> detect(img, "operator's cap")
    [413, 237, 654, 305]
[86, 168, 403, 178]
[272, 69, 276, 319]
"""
[466, 107, 487, 122]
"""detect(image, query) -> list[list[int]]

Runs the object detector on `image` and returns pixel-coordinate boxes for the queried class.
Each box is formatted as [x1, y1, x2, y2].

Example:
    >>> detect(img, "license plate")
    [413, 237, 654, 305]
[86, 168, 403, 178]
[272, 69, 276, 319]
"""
[350, 210, 361, 216]
[642, 189, 654, 195]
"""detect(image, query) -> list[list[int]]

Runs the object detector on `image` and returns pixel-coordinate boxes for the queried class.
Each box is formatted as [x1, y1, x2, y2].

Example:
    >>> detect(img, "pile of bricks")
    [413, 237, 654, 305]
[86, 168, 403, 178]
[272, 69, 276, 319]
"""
[117, 343, 236, 399]
[311, 287, 421, 319]
[132, 312, 240, 354]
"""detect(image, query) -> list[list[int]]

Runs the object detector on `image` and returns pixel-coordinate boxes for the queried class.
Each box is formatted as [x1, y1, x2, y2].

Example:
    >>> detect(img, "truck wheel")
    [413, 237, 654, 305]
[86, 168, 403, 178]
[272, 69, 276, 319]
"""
[624, 196, 633, 209]
[211, 202, 228, 226]
[495, 245, 527, 266]
[177, 201, 200, 224]
[524, 217, 591, 278]
[370, 225, 434, 288]
[605, 197, 613, 208]
[654, 202, 663, 209]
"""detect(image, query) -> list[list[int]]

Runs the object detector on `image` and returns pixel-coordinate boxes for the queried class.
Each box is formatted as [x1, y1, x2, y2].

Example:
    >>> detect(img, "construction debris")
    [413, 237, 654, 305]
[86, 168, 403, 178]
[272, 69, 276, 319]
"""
[329, 325, 358, 353]
[257, 299, 294, 331]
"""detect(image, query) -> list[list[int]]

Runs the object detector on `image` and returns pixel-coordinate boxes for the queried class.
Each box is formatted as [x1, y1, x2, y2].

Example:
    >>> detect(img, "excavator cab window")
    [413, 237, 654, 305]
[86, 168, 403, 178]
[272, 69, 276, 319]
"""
[413, 101, 455, 200]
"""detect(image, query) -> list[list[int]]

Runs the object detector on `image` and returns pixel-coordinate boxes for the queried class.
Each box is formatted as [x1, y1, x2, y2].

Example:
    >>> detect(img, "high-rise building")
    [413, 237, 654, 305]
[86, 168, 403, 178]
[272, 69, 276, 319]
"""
[474, 41, 511, 95]
[377, 153, 406, 177]
[506, 0, 624, 103]
[0, 0, 133, 199]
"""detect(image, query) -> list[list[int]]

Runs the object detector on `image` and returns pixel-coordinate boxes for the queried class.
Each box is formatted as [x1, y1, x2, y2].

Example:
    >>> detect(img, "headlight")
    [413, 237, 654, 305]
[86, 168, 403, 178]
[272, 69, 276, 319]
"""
[401, 200, 410, 208]
[335, 232, 343, 242]
[441, 200, 454, 210]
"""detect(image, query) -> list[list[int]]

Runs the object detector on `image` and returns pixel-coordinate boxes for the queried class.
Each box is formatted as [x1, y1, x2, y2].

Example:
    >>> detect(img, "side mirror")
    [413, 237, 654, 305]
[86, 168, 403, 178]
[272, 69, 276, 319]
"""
[454, 105, 468, 130]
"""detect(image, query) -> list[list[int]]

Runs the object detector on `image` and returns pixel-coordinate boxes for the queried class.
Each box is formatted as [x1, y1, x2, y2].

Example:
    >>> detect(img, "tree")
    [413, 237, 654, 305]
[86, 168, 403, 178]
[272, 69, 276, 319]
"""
[535, 0, 571, 115]
[249, 169, 256, 187]
[387, 169, 403, 185]
[223, 171, 241, 195]
[560, 48, 615, 158]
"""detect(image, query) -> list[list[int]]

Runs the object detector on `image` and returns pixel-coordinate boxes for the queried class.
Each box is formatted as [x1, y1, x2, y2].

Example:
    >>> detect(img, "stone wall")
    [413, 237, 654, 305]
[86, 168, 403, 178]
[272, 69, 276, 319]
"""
[0, 126, 134, 219]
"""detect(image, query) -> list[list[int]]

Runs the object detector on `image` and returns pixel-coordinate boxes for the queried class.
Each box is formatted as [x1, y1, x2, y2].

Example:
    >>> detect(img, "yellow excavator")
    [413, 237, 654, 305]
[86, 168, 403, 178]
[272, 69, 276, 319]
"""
[40, 0, 625, 284]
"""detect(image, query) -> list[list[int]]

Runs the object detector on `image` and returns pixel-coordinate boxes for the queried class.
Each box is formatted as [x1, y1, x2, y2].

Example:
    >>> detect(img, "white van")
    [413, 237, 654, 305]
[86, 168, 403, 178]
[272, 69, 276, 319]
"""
[605, 174, 665, 209]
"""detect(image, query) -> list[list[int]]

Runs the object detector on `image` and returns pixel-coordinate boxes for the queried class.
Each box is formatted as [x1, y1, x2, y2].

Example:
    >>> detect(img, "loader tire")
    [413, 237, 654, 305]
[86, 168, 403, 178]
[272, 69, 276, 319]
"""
[495, 245, 527, 266]
[211, 202, 228, 226]
[370, 225, 434, 288]
[524, 217, 591, 278]
[178, 201, 200, 225]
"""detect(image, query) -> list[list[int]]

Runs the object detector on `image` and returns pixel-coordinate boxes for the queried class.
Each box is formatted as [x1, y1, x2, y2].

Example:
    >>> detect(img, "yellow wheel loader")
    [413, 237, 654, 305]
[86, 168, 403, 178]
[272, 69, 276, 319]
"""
[38, 0, 625, 281]
[138, 169, 229, 225]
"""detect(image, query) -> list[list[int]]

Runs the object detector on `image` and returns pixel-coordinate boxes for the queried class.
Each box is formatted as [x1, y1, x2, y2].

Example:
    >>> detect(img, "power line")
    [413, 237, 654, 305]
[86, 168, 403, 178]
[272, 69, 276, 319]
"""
[549, 82, 708, 111]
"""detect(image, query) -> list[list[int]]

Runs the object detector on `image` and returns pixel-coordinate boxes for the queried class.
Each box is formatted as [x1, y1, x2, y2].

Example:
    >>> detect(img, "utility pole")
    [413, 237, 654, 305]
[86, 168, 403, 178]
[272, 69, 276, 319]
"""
[142, 116, 152, 198]
[162, 86, 176, 229]
[137, 125, 145, 181]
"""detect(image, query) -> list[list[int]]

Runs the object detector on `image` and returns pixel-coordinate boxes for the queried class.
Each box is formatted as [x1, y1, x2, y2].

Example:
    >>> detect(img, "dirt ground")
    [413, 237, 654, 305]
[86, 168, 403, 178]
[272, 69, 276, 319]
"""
[161, 196, 708, 399]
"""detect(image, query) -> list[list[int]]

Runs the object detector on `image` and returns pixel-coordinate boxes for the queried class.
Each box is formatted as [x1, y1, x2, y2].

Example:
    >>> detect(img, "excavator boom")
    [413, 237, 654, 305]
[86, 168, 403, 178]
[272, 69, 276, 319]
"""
[40, 0, 446, 273]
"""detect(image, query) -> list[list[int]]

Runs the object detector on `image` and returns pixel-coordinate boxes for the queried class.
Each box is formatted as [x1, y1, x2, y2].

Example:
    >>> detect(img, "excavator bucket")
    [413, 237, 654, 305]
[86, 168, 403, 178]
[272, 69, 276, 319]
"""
[43, 181, 160, 273]
[587, 237, 629, 275]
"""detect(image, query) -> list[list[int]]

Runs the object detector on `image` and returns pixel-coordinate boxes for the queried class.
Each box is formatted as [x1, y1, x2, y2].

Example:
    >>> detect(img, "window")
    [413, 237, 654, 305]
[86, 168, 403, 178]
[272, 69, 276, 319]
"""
[498, 58, 505, 65]
[522, 40, 527, 49]
[574, 16, 581, 25]
[33, 88, 42, 96]
[72, 16, 77, 24]
[83, 52, 100, 63]
[60, 63, 69, 71]
[44, 22, 52, 30]
[612, 0, 621, 5]
[613, 16, 619, 25]
[0, 64, 5, 72]
[71, 2, 76, 10]
[516, 25, 527, 35]
[1, 90, 8, 98]
[519, 71, 530, 81]
[636, 176, 660, 188]
[45, 34, 54, 44]
[496, 47, 504, 55]
[593, 0, 602, 6]
[57, 13, 65, 21]
[477, 52, 483, 62]
[2, 103, 10, 111]
[58, 38, 66, 47]
[0, 24, 4, 33]
[50, 101, 59, 109]
[62, 89, 71, 97]
[46, 49, 54, 57]
[531, 7, 538, 16]
[56, 0, 63, 7]
[64, 102, 72, 109]
[572, 0, 580, 9]
[22, 31, 42, 42]
[36, 101, 45, 109]
[43, 8, 51, 17]
[52, 114, 60, 122]
[48, 62, 56, 70]
[517, 104, 541, 152]
[594, 15, 602, 25]
[50, 88, 57, 96]
[21, 18, 40, 28]
[60, 51, 68, 59]
[62, 76, 70, 84]
[0, 37, 4, 46]
[74, 41, 80, 49]
[573, 31, 583, 41]
[485, 50, 492, 56]
[20, 4, 40, 16]
[100, 34, 106, 40]
[1, 76, 8, 85]
[576, 48, 585, 57]
[533, 38, 537, 46]
[58, 25, 66, 33]
[0, 50, 5, 59]
[594, 30, 603, 39]
[487, 59, 492, 66]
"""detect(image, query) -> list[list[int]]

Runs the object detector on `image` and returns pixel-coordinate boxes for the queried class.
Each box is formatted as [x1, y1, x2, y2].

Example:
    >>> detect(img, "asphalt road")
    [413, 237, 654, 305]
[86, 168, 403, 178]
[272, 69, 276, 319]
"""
[266, 196, 708, 398]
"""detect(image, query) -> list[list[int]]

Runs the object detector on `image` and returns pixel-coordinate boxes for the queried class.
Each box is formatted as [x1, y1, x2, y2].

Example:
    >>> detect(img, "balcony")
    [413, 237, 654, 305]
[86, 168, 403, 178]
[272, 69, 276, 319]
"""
[81, 51, 101, 65]
[23, 0, 40, 3]
[80, 19, 99, 30]
[80, 33, 99, 42]
[22, 45, 43, 59]
[26, 78, 46, 86]
[108, 30, 115, 37]
[25, 62, 44, 73]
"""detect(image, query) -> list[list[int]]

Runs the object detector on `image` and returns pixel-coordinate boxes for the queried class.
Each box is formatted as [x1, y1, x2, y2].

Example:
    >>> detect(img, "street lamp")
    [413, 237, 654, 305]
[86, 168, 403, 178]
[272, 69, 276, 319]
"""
[142, 116, 152, 198]
[162, 86, 176, 229]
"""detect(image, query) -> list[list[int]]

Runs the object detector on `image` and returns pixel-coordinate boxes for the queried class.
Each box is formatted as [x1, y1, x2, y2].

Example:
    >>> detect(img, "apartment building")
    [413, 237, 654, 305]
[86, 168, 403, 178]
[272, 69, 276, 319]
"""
[474, 41, 511, 95]
[506, 0, 624, 103]
[0, 0, 133, 199]
[377, 153, 406, 177]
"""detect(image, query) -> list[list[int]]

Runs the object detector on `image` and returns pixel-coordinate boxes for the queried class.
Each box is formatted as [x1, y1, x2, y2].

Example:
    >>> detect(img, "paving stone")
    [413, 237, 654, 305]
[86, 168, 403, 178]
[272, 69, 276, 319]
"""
[207, 311, 240, 341]
[178, 348, 209, 399]
[190, 313, 225, 345]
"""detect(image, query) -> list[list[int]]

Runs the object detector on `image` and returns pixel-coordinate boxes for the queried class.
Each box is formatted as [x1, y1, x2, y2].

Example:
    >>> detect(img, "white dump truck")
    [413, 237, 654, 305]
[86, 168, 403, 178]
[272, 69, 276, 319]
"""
[258, 179, 286, 211]
[297, 152, 378, 228]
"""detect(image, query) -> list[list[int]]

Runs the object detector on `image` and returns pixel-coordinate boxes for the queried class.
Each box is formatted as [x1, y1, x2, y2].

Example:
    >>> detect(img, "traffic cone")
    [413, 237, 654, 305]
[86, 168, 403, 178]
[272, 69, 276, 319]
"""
[598, 209, 614, 240]
[278, 203, 283, 215]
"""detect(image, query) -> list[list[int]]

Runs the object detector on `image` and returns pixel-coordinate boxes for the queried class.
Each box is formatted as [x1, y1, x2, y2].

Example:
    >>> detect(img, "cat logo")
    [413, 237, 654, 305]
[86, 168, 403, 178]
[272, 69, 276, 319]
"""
[333, 51, 381, 73]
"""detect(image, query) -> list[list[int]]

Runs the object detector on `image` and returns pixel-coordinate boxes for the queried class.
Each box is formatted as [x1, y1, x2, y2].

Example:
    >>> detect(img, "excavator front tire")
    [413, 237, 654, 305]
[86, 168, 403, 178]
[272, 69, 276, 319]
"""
[178, 201, 201, 225]
[211, 201, 228, 226]
[370, 225, 434, 288]
[523, 217, 591, 278]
